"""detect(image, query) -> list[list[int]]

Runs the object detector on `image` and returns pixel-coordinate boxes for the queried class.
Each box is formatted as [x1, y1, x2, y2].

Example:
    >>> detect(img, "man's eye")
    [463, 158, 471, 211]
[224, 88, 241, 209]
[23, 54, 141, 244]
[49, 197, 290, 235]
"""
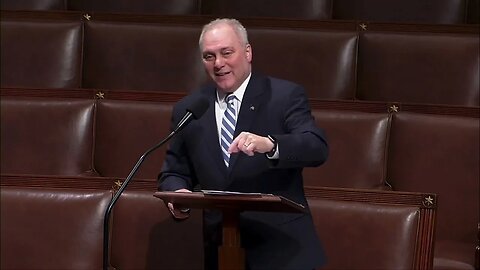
[203, 54, 215, 61]
[222, 51, 234, 57]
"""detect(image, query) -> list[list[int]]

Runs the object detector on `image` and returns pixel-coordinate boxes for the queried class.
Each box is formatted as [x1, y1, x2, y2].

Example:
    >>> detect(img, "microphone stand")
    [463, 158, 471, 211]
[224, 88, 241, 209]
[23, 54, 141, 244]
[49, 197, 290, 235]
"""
[103, 112, 192, 270]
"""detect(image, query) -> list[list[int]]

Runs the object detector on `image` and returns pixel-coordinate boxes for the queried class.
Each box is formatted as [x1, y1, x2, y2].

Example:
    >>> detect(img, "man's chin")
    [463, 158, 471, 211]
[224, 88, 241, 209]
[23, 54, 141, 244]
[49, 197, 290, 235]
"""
[215, 81, 234, 93]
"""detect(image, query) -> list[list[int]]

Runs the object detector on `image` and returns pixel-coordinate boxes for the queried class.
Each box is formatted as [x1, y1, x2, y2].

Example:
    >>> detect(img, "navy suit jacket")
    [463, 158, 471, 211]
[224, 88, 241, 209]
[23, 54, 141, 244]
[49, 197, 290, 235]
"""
[159, 73, 328, 270]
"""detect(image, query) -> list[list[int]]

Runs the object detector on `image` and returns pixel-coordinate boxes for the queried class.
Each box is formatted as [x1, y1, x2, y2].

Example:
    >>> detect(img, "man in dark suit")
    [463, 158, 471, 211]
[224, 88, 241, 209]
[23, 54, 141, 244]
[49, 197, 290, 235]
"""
[158, 18, 328, 270]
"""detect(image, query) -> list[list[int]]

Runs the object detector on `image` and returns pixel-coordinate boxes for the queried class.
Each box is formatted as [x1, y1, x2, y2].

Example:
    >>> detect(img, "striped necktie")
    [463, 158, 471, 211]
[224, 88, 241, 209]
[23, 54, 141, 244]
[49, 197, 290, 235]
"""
[220, 95, 236, 167]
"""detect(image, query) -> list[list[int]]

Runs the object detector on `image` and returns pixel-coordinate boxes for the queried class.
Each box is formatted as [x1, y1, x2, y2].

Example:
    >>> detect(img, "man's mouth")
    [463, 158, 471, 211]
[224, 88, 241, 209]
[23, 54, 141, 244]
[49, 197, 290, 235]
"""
[215, 71, 231, 77]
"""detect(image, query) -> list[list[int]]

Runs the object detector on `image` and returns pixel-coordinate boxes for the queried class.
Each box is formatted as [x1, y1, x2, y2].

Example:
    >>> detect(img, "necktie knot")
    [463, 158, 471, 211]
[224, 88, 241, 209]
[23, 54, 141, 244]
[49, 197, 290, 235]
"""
[226, 94, 235, 106]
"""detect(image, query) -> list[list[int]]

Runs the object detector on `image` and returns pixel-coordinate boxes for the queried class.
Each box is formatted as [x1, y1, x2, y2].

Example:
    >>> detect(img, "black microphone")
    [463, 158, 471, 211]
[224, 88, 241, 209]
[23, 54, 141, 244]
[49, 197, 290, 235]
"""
[103, 96, 209, 270]
[173, 96, 210, 134]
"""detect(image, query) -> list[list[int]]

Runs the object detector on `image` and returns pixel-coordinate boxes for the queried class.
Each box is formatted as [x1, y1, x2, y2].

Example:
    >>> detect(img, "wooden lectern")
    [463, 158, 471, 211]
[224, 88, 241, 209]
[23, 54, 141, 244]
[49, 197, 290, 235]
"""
[153, 191, 306, 270]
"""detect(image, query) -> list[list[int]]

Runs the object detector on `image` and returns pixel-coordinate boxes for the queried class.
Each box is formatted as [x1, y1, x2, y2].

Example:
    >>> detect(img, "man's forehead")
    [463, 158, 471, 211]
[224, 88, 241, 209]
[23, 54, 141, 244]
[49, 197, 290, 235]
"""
[202, 37, 240, 53]
[202, 45, 236, 53]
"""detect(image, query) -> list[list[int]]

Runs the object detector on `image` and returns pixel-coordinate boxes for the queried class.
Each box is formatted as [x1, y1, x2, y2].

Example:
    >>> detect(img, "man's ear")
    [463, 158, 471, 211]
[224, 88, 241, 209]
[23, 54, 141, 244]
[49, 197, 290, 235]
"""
[246, 44, 252, 61]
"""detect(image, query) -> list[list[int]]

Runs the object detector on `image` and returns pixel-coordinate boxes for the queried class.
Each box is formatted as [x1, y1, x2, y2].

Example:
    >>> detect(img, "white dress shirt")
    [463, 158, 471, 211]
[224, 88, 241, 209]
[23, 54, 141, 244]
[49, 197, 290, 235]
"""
[214, 73, 279, 159]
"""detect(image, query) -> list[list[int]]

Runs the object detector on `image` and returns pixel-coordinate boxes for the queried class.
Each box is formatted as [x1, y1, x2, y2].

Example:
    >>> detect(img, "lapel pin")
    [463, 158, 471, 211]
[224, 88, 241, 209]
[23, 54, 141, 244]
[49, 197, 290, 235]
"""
[250, 105, 255, 111]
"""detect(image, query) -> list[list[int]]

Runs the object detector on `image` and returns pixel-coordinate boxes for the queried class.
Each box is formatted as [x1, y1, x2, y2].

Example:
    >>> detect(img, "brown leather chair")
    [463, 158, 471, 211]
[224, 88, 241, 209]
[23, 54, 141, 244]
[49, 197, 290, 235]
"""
[0, 19, 83, 89]
[110, 190, 204, 270]
[249, 28, 357, 100]
[387, 112, 479, 270]
[303, 110, 391, 189]
[0, 97, 96, 176]
[332, 0, 468, 24]
[0, 186, 112, 270]
[82, 21, 207, 92]
[356, 31, 479, 106]
[467, 0, 479, 23]
[201, 0, 332, 20]
[68, 0, 200, 15]
[306, 186, 437, 270]
[0, 0, 66, 10]
[94, 99, 174, 180]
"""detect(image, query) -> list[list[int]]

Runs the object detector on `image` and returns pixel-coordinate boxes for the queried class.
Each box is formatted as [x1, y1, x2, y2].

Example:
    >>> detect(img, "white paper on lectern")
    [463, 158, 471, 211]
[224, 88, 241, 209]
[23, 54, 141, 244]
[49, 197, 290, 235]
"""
[201, 190, 273, 196]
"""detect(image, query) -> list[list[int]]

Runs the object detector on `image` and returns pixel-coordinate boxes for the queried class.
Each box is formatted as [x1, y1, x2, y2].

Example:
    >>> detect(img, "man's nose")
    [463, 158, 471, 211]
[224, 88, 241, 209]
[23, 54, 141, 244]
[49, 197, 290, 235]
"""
[214, 56, 225, 68]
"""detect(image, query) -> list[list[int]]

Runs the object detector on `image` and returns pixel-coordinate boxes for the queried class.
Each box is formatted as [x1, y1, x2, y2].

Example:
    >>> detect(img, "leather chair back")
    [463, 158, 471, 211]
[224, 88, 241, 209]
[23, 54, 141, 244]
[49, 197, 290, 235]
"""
[1, 0, 66, 10]
[0, 97, 95, 176]
[83, 21, 207, 92]
[0, 187, 112, 270]
[304, 110, 390, 189]
[387, 112, 479, 269]
[202, 0, 332, 20]
[1, 19, 83, 89]
[307, 187, 436, 270]
[94, 99, 173, 180]
[249, 28, 357, 100]
[332, 0, 467, 24]
[68, 0, 200, 15]
[110, 190, 204, 269]
[356, 31, 479, 106]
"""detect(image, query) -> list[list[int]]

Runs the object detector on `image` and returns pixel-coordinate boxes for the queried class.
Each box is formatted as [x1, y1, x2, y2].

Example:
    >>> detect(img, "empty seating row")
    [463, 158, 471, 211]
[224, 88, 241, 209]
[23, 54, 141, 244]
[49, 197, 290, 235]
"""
[1, 0, 478, 24]
[1, 87, 478, 269]
[1, 11, 479, 106]
[0, 181, 437, 270]
[0, 185, 205, 270]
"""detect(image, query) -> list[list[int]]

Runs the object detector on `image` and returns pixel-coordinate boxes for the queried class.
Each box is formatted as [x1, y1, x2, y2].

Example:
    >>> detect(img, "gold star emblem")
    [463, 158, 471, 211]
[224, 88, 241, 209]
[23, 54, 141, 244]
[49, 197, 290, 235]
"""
[96, 91, 105, 99]
[114, 180, 122, 188]
[83, 14, 91, 21]
[359, 23, 367, 31]
[423, 196, 435, 207]
[389, 104, 399, 113]
[112, 180, 123, 192]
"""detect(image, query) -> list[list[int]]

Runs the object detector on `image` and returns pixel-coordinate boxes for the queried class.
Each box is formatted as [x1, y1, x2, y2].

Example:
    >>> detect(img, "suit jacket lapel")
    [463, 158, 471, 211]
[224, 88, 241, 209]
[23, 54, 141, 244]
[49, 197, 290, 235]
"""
[228, 74, 269, 171]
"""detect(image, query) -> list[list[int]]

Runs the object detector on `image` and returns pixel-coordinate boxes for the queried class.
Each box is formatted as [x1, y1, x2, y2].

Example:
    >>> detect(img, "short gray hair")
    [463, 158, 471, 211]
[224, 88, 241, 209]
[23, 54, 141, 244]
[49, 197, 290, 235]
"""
[198, 18, 249, 50]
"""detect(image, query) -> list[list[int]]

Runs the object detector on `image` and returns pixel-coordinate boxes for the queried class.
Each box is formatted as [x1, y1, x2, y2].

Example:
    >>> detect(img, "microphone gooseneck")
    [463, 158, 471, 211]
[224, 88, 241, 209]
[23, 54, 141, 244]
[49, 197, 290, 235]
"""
[102, 96, 209, 270]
